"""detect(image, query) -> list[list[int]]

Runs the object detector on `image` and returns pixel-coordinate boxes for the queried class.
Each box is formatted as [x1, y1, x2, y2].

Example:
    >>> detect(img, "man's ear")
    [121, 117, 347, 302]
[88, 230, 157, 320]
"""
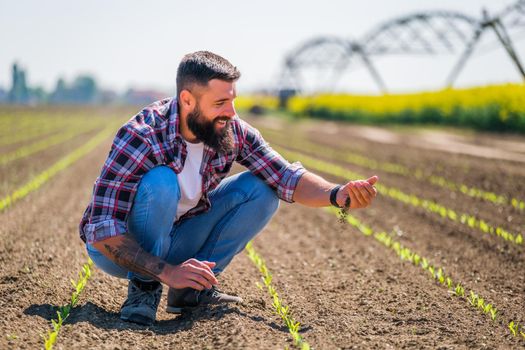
[179, 89, 195, 110]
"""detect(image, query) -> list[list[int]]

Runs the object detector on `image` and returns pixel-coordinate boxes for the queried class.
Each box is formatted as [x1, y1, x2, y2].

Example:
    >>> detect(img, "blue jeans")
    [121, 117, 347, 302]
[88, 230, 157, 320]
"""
[86, 166, 279, 281]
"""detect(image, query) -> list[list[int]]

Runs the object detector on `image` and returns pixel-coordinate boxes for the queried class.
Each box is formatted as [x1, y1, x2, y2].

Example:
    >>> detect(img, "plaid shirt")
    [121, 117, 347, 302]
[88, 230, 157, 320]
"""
[79, 97, 305, 244]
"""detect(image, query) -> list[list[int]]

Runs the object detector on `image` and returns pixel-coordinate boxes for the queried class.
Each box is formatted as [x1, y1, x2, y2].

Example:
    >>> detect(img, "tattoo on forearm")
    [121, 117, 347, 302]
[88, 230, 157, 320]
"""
[102, 236, 166, 281]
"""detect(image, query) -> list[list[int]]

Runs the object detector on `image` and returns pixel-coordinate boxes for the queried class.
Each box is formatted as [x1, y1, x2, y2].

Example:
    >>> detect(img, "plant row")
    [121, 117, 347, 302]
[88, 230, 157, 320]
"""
[245, 241, 310, 350]
[327, 207, 525, 341]
[0, 124, 118, 212]
[260, 127, 524, 212]
[0, 117, 95, 147]
[43, 259, 94, 350]
[274, 147, 523, 246]
[0, 122, 105, 166]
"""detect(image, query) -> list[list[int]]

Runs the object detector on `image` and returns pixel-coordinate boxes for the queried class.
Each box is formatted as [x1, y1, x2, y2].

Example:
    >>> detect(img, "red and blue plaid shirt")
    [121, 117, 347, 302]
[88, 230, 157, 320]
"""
[79, 97, 305, 244]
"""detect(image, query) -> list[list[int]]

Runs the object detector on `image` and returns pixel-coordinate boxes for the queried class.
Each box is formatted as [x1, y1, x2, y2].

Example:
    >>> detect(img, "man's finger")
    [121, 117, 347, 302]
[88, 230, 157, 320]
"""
[367, 175, 379, 185]
[187, 259, 216, 276]
[348, 185, 365, 207]
[183, 279, 205, 291]
[187, 272, 213, 290]
[186, 264, 218, 285]
[362, 181, 377, 197]
[355, 182, 373, 206]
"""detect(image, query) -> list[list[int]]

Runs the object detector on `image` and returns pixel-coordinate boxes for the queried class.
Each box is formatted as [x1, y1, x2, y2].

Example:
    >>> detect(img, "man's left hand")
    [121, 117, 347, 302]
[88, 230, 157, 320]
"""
[337, 175, 378, 209]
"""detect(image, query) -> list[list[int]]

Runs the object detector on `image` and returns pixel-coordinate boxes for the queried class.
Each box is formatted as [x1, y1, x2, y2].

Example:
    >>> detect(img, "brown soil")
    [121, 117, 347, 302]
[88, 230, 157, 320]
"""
[0, 109, 524, 349]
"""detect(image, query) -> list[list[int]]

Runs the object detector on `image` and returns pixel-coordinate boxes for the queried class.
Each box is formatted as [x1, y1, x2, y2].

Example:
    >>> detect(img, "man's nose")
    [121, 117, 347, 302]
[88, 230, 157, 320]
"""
[224, 103, 236, 118]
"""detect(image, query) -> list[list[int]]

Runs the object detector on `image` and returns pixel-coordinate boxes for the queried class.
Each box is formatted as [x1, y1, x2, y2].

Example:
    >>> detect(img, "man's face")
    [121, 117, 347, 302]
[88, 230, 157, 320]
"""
[186, 79, 237, 153]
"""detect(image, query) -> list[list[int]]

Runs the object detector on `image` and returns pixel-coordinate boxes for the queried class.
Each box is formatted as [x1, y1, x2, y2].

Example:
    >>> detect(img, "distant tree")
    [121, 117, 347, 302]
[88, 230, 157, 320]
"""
[71, 75, 97, 103]
[8, 63, 30, 104]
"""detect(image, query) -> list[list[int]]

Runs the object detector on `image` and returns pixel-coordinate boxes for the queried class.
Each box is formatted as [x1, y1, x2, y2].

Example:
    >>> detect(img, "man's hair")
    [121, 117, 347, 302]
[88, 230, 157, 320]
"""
[176, 51, 241, 98]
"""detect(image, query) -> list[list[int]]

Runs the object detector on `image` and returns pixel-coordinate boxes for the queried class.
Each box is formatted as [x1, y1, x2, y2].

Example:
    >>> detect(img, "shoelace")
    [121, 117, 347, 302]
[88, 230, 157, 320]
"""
[126, 284, 161, 307]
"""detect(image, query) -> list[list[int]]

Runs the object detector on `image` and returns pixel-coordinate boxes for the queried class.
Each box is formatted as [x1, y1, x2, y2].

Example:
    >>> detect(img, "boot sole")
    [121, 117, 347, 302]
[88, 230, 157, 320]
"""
[120, 313, 154, 326]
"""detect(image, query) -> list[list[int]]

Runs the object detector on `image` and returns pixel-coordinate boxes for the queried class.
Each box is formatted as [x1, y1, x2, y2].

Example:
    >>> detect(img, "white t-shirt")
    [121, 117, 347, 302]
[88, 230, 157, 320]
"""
[176, 141, 204, 220]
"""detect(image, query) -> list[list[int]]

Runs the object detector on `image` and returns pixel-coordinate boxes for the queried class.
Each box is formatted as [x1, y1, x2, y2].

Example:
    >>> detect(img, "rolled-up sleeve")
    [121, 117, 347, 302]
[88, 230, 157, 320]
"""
[236, 120, 306, 203]
[82, 125, 156, 243]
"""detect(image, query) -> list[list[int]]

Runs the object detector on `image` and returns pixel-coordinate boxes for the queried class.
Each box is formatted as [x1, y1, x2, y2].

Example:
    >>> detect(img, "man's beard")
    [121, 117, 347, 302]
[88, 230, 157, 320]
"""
[186, 103, 234, 153]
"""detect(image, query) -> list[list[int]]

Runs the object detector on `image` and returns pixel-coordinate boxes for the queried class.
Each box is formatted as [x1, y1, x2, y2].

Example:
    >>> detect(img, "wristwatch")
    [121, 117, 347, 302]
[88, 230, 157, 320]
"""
[330, 185, 351, 209]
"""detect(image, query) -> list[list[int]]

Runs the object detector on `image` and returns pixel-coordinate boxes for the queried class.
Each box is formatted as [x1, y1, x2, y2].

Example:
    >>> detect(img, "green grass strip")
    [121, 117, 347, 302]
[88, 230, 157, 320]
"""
[43, 259, 93, 350]
[0, 122, 104, 165]
[245, 241, 310, 350]
[260, 128, 524, 212]
[0, 124, 117, 212]
[326, 207, 525, 341]
[0, 118, 78, 146]
[275, 146, 523, 246]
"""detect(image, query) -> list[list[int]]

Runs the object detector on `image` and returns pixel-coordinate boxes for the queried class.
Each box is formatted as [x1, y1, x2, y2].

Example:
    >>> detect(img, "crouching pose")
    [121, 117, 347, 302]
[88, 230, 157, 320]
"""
[79, 51, 378, 325]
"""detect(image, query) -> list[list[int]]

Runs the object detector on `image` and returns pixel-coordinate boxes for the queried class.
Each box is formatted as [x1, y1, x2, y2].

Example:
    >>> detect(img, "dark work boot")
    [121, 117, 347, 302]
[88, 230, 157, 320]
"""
[166, 286, 242, 314]
[120, 279, 162, 326]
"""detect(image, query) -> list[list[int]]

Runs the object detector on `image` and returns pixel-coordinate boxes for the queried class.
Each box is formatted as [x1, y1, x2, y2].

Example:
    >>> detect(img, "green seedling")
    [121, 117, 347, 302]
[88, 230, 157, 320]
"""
[428, 266, 435, 278]
[482, 303, 492, 314]
[454, 283, 465, 297]
[477, 297, 485, 309]
[436, 268, 445, 284]
[509, 321, 519, 336]
[446, 277, 453, 289]
[468, 291, 478, 306]
[421, 258, 429, 269]
[412, 254, 421, 266]
[489, 307, 498, 321]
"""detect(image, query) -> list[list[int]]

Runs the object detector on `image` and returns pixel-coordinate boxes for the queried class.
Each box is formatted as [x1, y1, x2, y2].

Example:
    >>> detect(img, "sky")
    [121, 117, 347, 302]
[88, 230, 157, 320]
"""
[1, 0, 524, 95]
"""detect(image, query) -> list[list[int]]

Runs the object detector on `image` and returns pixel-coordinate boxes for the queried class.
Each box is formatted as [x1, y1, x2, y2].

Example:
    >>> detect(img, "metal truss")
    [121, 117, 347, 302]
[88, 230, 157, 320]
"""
[279, 1, 525, 94]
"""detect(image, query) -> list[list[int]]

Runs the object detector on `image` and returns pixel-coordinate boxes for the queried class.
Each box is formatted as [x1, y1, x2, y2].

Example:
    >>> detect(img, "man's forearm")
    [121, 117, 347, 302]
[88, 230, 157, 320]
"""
[292, 171, 337, 207]
[93, 234, 168, 283]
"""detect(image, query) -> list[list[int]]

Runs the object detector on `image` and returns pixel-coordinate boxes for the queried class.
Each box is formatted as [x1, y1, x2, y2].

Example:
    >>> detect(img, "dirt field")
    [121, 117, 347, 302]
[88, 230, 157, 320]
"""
[1, 109, 524, 349]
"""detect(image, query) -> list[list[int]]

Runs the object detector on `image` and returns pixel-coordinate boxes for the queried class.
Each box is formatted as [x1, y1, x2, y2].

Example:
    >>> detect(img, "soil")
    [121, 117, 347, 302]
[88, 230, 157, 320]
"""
[0, 109, 524, 349]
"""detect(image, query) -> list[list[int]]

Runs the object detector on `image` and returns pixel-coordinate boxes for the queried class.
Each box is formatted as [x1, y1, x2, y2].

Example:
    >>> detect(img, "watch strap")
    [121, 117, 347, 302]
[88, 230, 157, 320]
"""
[330, 185, 343, 208]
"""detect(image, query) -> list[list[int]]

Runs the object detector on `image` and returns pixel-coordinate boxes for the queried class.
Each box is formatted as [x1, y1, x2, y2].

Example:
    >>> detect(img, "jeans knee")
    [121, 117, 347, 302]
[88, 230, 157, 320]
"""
[238, 172, 280, 219]
[138, 166, 180, 202]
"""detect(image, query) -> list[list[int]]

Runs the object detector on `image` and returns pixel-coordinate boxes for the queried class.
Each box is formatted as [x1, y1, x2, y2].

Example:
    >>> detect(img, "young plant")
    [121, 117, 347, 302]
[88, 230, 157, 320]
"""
[468, 291, 478, 306]
[454, 283, 465, 297]
[509, 321, 519, 337]
[446, 277, 453, 289]
[489, 307, 498, 321]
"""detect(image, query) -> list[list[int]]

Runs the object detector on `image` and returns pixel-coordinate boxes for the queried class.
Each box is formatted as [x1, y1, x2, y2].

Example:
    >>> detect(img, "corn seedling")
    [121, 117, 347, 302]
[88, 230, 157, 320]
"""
[490, 307, 498, 321]
[509, 321, 519, 336]
[43, 259, 93, 350]
[482, 303, 492, 314]
[468, 291, 478, 306]
[454, 283, 465, 297]
[245, 242, 310, 350]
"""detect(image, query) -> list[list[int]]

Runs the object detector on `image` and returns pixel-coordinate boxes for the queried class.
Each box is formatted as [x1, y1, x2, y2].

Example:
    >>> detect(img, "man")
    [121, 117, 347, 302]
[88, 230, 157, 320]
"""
[79, 51, 378, 326]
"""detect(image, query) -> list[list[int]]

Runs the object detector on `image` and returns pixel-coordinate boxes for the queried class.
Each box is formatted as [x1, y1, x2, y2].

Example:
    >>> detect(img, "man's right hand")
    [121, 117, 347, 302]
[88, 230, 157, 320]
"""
[160, 258, 218, 290]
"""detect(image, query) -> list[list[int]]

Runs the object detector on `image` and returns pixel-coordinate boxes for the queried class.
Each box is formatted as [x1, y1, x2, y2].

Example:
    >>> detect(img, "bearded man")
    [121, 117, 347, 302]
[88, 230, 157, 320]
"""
[79, 51, 378, 326]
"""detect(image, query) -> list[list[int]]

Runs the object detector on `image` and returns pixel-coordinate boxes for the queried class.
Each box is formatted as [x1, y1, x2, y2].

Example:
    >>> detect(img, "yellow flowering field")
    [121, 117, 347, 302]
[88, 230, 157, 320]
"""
[286, 83, 525, 133]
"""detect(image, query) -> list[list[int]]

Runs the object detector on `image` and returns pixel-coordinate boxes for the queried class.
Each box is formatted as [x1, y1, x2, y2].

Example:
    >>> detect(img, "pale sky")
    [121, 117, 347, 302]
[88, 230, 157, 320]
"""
[1, 0, 524, 95]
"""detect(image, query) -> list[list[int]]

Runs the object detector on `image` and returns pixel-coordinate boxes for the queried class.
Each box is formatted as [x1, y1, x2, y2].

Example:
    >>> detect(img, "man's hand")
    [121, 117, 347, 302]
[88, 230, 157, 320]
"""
[337, 175, 378, 209]
[93, 235, 218, 290]
[159, 259, 219, 290]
